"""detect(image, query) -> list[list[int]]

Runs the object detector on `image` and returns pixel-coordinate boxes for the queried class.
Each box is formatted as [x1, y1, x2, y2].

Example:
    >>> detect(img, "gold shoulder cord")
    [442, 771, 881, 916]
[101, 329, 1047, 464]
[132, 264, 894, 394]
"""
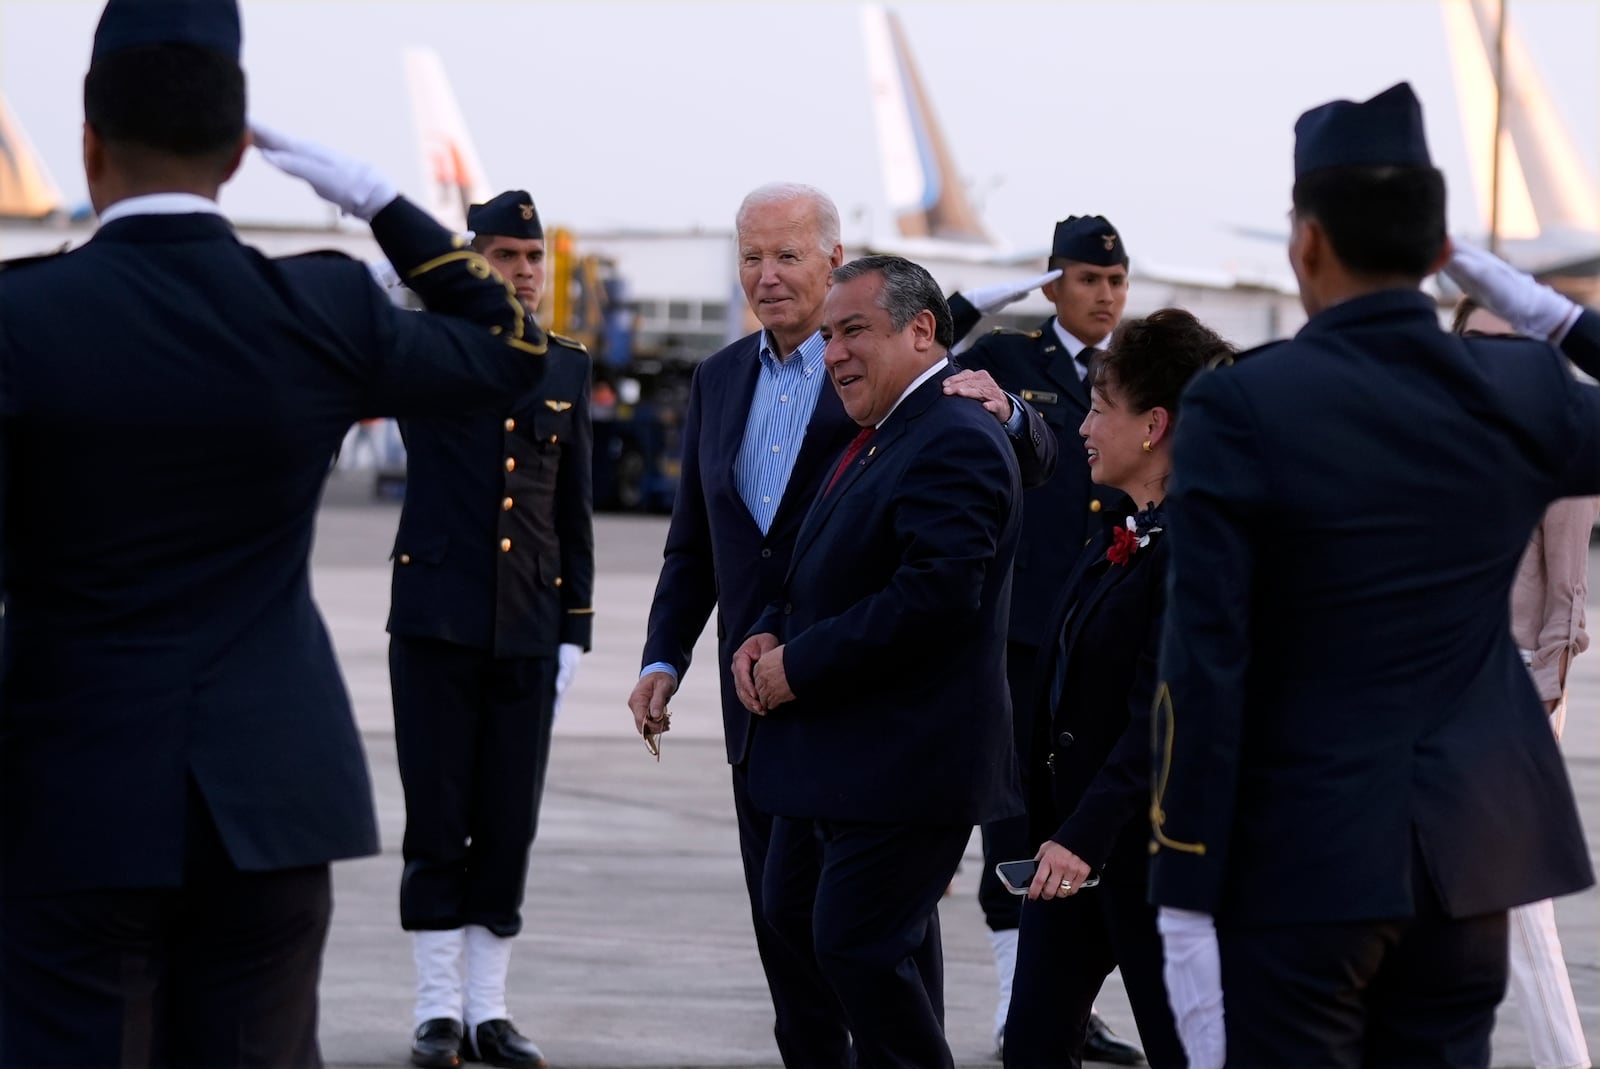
[1149, 681, 1206, 855]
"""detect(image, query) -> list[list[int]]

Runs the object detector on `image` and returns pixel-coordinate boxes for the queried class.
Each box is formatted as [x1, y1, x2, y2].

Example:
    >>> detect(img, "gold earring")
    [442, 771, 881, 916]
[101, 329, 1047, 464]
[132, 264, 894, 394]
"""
[1142, 439, 1153, 453]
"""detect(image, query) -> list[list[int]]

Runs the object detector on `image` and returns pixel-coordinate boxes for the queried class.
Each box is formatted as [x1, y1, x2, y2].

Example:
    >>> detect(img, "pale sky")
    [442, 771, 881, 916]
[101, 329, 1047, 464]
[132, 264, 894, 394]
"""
[2, 0, 1596, 284]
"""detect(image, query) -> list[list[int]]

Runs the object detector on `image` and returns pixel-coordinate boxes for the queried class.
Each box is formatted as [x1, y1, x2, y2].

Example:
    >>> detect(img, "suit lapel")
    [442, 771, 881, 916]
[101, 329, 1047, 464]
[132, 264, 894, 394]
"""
[770, 376, 854, 538]
[788, 367, 946, 574]
[1065, 533, 1158, 655]
[1036, 319, 1091, 413]
[719, 337, 765, 531]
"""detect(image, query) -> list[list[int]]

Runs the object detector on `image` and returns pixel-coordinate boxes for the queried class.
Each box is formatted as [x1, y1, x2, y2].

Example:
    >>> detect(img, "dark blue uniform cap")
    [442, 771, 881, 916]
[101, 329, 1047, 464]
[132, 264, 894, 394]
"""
[1051, 215, 1127, 266]
[467, 190, 544, 240]
[1294, 81, 1432, 177]
[92, 0, 241, 61]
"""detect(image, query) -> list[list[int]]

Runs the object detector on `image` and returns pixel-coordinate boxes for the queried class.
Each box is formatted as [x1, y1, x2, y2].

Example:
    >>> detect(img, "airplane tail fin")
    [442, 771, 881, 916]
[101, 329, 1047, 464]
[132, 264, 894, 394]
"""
[1441, 0, 1598, 239]
[0, 95, 65, 220]
[861, 5, 991, 245]
[402, 47, 493, 232]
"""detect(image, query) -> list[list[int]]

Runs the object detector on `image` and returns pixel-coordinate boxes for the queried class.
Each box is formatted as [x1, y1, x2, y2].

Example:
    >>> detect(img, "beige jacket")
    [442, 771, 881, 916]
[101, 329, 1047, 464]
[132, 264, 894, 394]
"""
[1511, 496, 1600, 702]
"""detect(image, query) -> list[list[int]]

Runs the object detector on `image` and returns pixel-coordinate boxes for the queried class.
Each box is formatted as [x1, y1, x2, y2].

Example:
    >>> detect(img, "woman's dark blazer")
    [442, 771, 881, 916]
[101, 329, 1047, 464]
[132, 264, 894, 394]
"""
[1025, 521, 1169, 871]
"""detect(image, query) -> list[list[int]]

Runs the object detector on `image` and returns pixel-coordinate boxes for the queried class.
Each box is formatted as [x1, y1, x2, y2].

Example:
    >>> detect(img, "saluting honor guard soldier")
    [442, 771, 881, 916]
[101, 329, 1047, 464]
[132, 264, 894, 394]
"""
[388, 191, 594, 1069]
[0, 0, 551, 1063]
[947, 216, 1143, 1063]
[1151, 82, 1598, 1068]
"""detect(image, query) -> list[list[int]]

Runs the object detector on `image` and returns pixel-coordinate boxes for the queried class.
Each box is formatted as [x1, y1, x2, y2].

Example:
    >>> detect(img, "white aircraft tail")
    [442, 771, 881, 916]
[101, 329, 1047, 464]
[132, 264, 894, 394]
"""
[0, 94, 65, 220]
[1440, 0, 1598, 241]
[403, 47, 493, 232]
[861, 5, 991, 245]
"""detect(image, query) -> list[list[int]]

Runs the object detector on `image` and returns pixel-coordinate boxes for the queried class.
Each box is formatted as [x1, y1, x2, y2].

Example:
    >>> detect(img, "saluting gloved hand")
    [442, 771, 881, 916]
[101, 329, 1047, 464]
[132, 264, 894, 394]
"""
[1444, 241, 1582, 343]
[962, 268, 1064, 316]
[251, 121, 398, 222]
[552, 643, 583, 721]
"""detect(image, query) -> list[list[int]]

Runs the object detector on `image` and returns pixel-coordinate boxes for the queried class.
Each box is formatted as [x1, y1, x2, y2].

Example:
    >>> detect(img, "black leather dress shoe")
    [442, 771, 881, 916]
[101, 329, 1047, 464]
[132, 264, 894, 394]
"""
[410, 1018, 464, 1069]
[468, 1019, 548, 1069]
[1084, 1012, 1145, 1065]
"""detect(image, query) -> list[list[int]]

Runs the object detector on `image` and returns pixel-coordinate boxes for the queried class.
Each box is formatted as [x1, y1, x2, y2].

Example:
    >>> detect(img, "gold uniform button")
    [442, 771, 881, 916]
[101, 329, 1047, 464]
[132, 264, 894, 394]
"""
[504, 457, 516, 472]
[399, 553, 412, 565]
[504, 418, 516, 432]
[554, 577, 563, 587]
[502, 496, 514, 511]
[549, 434, 558, 444]
[500, 538, 512, 552]
[1089, 499, 1102, 513]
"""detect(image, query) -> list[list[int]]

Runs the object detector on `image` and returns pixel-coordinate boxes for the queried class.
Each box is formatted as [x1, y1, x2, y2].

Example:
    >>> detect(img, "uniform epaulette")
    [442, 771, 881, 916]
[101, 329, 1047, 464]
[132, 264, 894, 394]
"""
[988, 326, 1043, 339]
[279, 248, 356, 263]
[1219, 338, 1285, 366]
[548, 332, 588, 352]
[0, 244, 71, 274]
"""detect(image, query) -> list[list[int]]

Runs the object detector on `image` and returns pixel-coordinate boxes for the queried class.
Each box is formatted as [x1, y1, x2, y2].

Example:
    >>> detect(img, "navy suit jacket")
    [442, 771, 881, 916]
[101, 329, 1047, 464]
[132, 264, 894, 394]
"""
[0, 199, 542, 893]
[1026, 525, 1168, 871]
[745, 366, 1024, 827]
[640, 331, 858, 764]
[956, 318, 1123, 647]
[641, 331, 1056, 765]
[1150, 289, 1599, 925]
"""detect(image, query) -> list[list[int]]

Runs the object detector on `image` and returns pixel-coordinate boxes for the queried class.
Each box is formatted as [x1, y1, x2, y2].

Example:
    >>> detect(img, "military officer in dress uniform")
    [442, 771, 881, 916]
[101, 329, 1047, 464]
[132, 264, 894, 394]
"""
[389, 190, 593, 1069]
[1152, 82, 1597, 1068]
[0, 0, 550, 1064]
[949, 216, 1143, 1064]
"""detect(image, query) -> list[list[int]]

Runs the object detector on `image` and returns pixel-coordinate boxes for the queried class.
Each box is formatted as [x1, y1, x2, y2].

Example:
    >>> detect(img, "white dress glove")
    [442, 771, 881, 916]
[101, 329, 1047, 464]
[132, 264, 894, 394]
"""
[552, 642, 582, 720]
[1157, 907, 1226, 1069]
[962, 268, 1063, 315]
[251, 121, 398, 222]
[1444, 242, 1581, 342]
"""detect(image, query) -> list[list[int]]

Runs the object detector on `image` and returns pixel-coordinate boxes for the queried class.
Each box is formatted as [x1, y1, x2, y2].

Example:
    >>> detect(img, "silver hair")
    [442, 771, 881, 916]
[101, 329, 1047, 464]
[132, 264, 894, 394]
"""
[735, 182, 842, 255]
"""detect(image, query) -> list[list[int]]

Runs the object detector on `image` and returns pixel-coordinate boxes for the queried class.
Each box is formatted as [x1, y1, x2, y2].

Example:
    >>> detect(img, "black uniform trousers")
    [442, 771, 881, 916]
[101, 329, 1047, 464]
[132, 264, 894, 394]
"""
[763, 816, 971, 1069]
[391, 635, 556, 936]
[0, 785, 331, 1068]
[978, 638, 1039, 931]
[729, 763, 852, 1068]
[1003, 830, 1184, 1069]
[1217, 843, 1508, 1069]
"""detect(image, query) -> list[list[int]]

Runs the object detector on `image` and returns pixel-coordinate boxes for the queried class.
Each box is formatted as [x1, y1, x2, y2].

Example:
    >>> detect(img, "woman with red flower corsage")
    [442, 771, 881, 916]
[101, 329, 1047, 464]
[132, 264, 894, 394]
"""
[1003, 309, 1233, 1069]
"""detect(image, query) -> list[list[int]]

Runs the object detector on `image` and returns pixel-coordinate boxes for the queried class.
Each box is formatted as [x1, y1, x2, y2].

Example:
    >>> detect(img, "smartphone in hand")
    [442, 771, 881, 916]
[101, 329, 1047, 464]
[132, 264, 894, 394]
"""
[995, 858, 1102, 895]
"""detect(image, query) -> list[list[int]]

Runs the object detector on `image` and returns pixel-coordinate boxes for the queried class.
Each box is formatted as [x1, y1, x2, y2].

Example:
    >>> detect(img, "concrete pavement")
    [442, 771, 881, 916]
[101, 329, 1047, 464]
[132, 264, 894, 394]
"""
[311, 474, 1599, 1068]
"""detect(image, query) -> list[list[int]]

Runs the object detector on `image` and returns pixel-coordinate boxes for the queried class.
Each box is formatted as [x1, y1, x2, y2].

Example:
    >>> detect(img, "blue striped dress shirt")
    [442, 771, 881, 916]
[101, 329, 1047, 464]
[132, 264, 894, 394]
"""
[639, 329, 828, 685]
[732, 329, 829, 534]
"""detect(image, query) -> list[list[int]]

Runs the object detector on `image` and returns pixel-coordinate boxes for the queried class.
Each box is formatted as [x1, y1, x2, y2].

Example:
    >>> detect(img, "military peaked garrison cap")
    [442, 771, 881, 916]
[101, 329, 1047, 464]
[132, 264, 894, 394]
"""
[1051, 215, 1128, 267]
[467, 191, 544, 241]
[92, 0, 242, 62]
[1294, 81, 1432, 177]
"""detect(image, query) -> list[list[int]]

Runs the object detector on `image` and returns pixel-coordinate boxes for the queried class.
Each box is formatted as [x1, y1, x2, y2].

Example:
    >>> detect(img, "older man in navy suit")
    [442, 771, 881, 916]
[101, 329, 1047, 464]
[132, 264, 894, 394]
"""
[1151, 82, 1598, 1068]
[733, 255, 1023, 1069]
[0, 1, 545, 1064]
[628, 186, 1053, 1067]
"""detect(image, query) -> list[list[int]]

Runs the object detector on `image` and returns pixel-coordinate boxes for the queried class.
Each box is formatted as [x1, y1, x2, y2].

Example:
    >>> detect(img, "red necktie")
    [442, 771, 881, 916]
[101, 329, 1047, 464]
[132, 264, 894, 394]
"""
[824, 427, 876, 496]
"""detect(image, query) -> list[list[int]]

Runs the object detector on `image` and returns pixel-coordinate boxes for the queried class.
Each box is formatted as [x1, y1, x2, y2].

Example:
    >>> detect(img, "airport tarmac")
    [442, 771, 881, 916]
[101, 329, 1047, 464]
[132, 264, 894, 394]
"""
[310, 472, 1599, 1068]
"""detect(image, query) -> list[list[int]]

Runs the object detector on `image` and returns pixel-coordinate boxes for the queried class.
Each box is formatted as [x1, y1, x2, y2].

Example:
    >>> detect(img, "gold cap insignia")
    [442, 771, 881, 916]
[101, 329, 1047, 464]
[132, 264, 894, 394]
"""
[519, 203, 536, 221]
[1102, 234, 1117, 251]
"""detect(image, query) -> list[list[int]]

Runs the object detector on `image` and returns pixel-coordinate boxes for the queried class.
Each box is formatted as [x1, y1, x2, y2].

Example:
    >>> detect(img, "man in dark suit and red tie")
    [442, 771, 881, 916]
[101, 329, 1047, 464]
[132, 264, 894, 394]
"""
[732, 255, 1024, 1069]
[628, 185, 1054, 1067]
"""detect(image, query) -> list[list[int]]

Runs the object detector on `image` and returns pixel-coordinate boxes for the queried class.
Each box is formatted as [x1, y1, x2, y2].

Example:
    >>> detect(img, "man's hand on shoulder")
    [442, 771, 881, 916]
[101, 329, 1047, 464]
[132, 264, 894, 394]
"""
[732, 633, 780, 715]
[628, 670, 676, 737]
[943, 368, 1015, 424]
